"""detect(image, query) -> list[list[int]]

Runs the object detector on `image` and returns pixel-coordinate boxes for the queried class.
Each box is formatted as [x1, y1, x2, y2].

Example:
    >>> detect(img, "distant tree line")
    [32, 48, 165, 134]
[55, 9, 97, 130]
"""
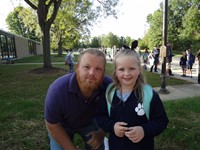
[139, 0, 200, 53]
[5, 0, 200, 68]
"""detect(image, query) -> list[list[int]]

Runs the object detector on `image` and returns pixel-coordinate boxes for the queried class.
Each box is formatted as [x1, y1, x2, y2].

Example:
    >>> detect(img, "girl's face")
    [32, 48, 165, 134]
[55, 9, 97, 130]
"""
[115, 56, 140, 90]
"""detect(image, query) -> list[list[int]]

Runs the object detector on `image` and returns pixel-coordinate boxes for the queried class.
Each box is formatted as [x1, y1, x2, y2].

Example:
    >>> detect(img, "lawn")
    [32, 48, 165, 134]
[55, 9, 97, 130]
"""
[0, 55, 200, 149]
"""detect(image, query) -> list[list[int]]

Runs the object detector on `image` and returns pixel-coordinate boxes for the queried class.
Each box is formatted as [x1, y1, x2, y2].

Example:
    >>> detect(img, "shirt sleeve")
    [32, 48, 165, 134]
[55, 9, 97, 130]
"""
[44, 85, 63, 124]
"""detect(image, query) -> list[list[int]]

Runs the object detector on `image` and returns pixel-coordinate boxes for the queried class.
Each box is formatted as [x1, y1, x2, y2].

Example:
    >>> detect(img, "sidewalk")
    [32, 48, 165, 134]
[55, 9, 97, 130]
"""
[149, 56, 200, 101]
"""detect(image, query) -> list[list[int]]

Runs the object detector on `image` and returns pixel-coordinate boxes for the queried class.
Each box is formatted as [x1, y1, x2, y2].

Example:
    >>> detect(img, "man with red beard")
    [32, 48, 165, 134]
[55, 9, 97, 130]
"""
[45, 48, 112, 150]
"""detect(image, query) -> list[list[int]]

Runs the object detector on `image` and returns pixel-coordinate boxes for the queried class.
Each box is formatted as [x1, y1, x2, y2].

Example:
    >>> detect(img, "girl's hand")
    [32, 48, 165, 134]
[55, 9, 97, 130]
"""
[125, 126, 144, 143]
[114, 122, 128, 137]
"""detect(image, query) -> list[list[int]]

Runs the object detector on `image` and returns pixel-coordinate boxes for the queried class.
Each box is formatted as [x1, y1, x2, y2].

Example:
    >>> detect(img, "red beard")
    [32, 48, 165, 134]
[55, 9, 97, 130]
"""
[76, 71, 102, 93]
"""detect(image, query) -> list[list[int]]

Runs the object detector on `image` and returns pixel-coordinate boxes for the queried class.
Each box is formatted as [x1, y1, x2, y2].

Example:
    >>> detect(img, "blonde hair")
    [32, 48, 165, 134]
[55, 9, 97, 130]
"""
[108, 49, 146, 103]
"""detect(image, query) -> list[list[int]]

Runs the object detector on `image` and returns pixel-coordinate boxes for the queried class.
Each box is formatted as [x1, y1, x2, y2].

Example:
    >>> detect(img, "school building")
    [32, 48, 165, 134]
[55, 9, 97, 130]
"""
[0, 29, 43, 62]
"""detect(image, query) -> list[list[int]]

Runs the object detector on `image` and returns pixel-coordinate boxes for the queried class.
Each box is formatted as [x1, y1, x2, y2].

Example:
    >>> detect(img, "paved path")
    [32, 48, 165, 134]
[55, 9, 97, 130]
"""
[147, 56, 200, 101]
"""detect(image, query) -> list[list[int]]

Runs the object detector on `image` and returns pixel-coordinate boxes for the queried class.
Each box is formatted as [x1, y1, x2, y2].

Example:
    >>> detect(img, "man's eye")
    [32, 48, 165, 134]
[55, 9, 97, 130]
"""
[84, 66, 90, 69]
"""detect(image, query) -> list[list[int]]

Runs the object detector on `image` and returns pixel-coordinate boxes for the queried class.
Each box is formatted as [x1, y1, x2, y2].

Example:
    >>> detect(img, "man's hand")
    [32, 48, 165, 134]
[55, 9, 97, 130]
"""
[125, 126, 144, 143]
[86, 129, 105, 149]
[114, 122, 128, 137]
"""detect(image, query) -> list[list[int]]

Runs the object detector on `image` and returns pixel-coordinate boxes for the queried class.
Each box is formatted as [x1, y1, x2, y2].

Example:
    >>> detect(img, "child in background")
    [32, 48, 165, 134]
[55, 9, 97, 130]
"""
[64, 51, 74, 73]
[142, 48, 149, 70]
[186, 49, 195, 78]
[179, 51, 187, 77]
[97, 49, 168, 150]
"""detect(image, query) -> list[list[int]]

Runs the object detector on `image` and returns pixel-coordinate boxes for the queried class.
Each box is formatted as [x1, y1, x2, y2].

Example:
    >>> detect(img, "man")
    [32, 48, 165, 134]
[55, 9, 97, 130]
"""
[45, 48, 112, 150]
[166, 43, 174, 76]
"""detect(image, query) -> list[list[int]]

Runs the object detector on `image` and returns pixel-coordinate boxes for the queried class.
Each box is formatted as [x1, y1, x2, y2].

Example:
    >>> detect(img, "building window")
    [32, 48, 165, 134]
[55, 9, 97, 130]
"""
[28, 40, 37, 55]
[0, 32, 16, 60]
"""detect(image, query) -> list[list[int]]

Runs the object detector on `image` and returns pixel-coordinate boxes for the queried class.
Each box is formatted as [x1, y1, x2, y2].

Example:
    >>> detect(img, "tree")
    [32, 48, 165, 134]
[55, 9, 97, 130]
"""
[181, 6, 200, 50]
[6, 6, 40, 41]
[90, 37, 101, 48]
[51, 0, 96, 56]
[145, 10, 163, 48]
[24, 0, 61, 68]
[24, 0, 119, 68]
[144, 0, 200, 51]
[101, 32, 118, 48]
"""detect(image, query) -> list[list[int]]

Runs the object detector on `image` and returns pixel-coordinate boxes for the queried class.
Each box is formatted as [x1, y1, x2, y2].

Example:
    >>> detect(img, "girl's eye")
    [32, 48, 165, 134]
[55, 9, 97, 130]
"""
[130, 67, 135, 70]
[118, 68, 124, 71]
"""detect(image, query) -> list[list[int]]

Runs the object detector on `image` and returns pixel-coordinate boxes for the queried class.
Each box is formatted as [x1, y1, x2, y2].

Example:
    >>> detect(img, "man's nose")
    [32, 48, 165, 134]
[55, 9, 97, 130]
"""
[88, 68, 95, 75]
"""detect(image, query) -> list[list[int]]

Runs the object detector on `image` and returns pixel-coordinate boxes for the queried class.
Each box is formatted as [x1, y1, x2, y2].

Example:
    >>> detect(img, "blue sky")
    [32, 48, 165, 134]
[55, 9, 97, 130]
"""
[0, 0, 162, 39]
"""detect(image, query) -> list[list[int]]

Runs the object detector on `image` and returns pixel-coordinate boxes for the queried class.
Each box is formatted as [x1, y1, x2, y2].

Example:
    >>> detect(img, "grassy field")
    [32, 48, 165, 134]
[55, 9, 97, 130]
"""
[0, 55, 200, 149]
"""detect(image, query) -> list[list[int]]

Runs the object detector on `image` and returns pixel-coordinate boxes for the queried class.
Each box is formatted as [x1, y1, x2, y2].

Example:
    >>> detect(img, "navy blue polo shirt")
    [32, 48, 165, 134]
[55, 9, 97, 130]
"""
[45, 72, 112, 129]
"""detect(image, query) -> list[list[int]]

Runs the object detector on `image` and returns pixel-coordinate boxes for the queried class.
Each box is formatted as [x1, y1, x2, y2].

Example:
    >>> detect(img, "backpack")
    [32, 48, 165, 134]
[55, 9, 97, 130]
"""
[65, 53, 72, 64]
[143, 53, 148, 60]
[105, 83, 153, 120]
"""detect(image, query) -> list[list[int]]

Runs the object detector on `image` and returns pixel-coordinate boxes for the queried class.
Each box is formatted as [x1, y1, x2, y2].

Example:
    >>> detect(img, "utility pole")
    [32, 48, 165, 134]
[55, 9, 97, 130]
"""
[158, 0, 169, 94]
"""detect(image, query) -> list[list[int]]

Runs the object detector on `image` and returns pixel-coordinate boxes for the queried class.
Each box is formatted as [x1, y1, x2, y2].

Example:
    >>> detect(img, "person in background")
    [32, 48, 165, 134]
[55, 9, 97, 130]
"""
[65, 51, 74, 73]
[131, 40, 138, 51]
[179, 51, 187, 77]
[166, 43, 174, 76]
[196, 49, 200, 84]
[186, 48, 195, 78]
[149, 46, 160, 72]
[97, 49, 169, 150]
[142, 48, 149, 70]
[45, 49, 112, 150]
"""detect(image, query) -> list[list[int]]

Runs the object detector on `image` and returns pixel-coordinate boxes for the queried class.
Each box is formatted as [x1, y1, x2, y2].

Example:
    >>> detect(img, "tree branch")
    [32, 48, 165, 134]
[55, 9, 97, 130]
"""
[24, 0, 37, 10]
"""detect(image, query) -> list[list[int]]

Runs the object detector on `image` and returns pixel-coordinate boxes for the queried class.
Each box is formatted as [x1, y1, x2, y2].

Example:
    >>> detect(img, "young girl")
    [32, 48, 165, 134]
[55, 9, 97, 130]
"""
[97, 49, 168, 150]
[179, 51, 187, 77]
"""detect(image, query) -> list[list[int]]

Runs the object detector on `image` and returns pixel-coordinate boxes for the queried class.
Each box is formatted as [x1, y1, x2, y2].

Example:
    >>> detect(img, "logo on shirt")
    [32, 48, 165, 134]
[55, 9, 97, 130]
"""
[135, 103, 145, 116]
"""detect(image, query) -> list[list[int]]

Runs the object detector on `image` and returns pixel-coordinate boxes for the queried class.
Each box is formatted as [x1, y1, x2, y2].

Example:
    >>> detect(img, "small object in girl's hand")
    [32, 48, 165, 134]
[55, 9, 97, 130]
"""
[85, 134, 92, 141]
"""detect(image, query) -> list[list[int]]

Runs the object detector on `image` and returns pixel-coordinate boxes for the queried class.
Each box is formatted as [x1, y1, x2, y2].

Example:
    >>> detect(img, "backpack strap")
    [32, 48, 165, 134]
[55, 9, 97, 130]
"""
[143, 84, 153, 120]
[105, 83, 115, 116]
[105, 83, 153, 120]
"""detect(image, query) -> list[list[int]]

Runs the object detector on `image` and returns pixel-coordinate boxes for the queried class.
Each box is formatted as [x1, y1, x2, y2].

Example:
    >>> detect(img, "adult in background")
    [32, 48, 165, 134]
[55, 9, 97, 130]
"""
[166, 43, 174, 76]
[45, 49, 112, 150]
[149, 46, 160, 72]
[196, 49, 200, 84]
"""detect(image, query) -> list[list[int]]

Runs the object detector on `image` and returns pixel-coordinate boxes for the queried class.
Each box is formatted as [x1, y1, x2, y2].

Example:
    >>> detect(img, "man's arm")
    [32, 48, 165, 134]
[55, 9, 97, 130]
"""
[45, 120, 78, 150]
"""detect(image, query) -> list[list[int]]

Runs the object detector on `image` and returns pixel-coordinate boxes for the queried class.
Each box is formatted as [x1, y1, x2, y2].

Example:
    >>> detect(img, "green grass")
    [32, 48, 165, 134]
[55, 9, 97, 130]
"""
[155, 97, 200, 150]
[0, 55, 199, 149]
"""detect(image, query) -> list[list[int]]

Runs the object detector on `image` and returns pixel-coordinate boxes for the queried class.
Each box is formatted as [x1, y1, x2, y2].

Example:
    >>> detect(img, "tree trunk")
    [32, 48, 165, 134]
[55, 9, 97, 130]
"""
[42, 26, 52, 68]
[58, 35, 63, 57]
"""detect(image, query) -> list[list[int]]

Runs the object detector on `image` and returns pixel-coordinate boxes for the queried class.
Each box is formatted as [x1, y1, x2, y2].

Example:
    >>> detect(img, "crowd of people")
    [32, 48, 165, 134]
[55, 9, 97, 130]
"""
[141, 45, 199, 82]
